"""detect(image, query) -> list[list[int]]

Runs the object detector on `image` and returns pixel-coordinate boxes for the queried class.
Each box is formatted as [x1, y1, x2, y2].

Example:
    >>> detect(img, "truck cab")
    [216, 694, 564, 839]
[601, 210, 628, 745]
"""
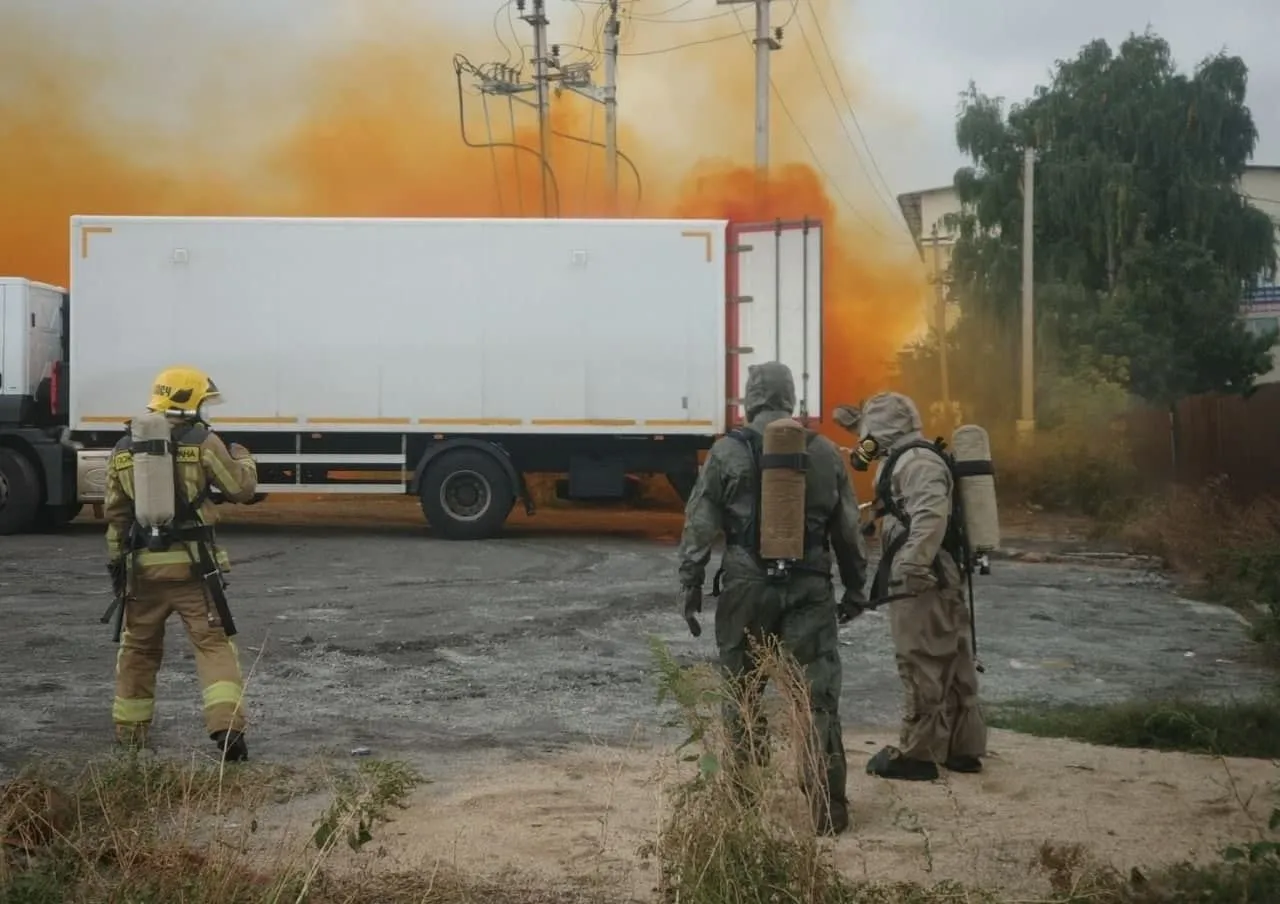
[0, 276, 86, 533]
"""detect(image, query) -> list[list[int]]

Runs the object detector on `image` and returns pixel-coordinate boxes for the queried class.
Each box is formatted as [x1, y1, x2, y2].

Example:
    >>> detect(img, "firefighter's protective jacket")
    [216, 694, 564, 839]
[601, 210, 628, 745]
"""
[104, 420, 258, 581]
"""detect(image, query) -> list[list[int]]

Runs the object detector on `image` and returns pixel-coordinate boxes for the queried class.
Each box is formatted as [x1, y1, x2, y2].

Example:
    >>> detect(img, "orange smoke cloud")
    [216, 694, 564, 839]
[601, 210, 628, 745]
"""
[0, 0, 927, 436]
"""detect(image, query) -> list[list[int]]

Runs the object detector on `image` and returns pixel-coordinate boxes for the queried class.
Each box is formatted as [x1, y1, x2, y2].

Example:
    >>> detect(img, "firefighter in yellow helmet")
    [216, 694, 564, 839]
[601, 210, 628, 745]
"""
[102, 365, 259, 761]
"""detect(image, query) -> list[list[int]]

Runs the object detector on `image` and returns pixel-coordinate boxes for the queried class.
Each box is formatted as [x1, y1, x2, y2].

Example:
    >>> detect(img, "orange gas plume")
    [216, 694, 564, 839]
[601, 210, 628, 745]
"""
[0, 1, 927, 441]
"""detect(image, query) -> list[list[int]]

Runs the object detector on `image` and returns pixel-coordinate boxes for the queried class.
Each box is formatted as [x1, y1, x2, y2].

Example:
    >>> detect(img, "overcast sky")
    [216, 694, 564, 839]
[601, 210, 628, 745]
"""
[436, 0, 1280, 196]
[8, 0, 1276, 201]
[848, 0, 1279, 193]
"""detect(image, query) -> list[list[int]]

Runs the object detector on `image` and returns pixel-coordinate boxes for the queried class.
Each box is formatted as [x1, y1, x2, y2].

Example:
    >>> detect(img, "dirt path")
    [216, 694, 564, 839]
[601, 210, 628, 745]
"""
[289, 729, 1278, 901]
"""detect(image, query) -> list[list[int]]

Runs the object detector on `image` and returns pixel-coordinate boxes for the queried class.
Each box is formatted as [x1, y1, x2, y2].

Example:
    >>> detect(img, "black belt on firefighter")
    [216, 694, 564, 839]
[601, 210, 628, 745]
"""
[119, 517, 238, 638]
[711, 541, 830, 596]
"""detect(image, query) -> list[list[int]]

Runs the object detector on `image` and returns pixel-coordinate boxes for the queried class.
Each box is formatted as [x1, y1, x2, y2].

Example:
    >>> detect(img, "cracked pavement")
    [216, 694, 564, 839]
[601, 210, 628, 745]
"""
[0, 501, 1271, 778]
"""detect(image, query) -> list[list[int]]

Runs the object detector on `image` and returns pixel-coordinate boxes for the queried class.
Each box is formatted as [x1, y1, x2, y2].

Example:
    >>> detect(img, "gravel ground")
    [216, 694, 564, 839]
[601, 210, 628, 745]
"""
[0, 500, 1271, 780]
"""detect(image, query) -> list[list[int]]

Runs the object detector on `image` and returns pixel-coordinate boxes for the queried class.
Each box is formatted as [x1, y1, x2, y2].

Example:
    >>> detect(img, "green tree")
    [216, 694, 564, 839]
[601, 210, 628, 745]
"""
[940, 30, 1276, 417]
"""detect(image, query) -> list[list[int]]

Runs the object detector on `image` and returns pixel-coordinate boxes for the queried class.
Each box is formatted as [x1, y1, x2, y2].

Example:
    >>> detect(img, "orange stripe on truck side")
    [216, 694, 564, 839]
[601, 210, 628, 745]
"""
[85, 415, 711, 428]
[211, 417, 299, 424]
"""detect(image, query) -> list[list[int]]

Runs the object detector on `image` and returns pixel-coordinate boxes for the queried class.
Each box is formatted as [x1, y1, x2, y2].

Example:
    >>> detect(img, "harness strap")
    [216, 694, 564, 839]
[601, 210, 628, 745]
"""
[871, 438, 970, 599]
[710, 425, 829, 595]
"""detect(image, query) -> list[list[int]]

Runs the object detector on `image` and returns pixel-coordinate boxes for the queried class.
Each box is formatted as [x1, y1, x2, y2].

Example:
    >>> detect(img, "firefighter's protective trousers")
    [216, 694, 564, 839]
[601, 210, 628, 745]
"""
[104, 419, 257, 743]
[113, 578, 246, 740]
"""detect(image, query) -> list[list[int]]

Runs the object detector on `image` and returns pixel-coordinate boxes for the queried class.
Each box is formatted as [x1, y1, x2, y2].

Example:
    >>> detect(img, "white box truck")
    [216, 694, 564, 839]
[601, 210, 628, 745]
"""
[0, 214, 824, 539]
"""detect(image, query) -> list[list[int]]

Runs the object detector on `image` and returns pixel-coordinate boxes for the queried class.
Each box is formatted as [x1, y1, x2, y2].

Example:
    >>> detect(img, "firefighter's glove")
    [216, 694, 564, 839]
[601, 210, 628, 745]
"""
[837, 589, 868, 624]
[681, 585, 703, 638]
[229, 443, 252, 460]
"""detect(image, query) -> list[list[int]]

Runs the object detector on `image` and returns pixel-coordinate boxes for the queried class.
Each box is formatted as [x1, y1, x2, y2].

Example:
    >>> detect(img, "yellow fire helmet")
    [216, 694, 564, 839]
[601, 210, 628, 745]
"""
[146, 365, 224, 418]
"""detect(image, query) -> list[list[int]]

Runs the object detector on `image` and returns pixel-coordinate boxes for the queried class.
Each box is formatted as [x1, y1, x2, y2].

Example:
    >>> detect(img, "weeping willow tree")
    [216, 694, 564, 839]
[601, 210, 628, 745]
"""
[915, 30, 1277, 427]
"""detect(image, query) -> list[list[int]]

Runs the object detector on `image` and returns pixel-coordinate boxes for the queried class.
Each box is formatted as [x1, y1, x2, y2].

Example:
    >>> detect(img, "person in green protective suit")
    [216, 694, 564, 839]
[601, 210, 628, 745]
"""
[675, 361, 870, 836]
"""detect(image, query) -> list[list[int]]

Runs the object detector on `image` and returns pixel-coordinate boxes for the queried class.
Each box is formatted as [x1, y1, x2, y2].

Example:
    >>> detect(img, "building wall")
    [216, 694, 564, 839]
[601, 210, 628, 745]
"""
[897, 186, 963, 335]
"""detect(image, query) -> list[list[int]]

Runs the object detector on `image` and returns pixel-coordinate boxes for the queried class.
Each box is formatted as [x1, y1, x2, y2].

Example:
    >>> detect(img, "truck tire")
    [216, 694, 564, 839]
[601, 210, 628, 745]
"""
[419, 448, 515, 540]
[0, 448, 42, 535]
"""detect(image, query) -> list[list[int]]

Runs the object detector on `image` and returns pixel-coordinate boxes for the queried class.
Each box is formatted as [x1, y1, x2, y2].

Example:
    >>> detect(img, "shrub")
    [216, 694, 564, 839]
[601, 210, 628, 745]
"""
[1123, 479, 1280, 655]
[992, 424, 1142, 518]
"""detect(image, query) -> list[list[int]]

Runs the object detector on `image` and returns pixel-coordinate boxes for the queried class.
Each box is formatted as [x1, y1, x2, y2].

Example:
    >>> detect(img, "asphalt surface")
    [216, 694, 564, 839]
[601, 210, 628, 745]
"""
[0, 502, 1273, 778]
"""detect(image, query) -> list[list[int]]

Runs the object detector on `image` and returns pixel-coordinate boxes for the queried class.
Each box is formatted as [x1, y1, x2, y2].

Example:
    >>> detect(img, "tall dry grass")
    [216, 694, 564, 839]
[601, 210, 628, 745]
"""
[1121, 477, 1280, 653]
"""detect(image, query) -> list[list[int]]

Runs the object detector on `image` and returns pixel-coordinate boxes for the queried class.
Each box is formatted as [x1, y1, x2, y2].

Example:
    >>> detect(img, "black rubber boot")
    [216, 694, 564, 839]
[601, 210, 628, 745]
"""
[211, 729, 249, 763]
[865, 745, 939, 782]
[944, 754, 983, 774]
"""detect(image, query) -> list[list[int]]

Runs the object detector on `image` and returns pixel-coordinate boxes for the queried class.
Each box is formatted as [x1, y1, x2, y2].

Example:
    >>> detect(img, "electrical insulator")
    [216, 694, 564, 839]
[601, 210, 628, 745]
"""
[775, 26, 783, 43]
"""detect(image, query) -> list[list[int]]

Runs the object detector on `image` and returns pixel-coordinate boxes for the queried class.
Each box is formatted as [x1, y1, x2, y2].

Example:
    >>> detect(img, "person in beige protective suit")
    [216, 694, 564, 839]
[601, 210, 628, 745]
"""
[837, 391, 987, 781]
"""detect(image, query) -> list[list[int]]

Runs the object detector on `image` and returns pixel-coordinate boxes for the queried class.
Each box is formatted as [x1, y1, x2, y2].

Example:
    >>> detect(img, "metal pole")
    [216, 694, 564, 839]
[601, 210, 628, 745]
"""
[603, 0, 619, 210]
[530, 0, 551, 217]
[931, 224, 951, 412]
[1018, 145, 1036, 437]
[753, 0, 771, 175]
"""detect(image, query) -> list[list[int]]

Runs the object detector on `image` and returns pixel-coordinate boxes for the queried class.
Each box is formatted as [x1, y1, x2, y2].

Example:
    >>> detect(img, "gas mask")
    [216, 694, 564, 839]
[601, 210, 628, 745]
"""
[850, 436, 881, 472]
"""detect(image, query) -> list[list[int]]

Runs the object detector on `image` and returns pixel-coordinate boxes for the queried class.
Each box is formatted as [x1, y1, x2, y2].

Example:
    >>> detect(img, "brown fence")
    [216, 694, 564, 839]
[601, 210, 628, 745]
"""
[1121, 382, 1280, 498]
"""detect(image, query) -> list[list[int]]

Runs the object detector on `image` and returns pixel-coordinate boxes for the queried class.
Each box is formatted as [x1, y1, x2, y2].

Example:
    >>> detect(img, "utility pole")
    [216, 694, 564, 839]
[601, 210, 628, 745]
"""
[554, 1, 622, 211]
[525, 0, 552, 216]
[930, 224, 951, 413]
[717, 0, 782, 177]
[602, 0, 619, 208]
[462, 2, 618, 216]
[1018, 144, 1036, 440]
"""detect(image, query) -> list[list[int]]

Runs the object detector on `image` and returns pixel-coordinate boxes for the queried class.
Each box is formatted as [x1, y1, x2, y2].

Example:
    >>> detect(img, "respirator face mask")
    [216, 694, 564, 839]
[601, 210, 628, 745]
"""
[851, 436, 881, 472]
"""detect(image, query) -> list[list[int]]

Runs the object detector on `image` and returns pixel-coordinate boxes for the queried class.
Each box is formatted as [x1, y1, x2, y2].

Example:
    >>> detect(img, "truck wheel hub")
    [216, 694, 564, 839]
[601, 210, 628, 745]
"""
[440, 470, 491, 521]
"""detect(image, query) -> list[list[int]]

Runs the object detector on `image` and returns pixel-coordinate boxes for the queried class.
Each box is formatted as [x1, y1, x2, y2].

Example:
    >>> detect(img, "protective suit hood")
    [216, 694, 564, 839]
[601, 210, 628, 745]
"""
[857, 391, 924, 451]
[742, 362, 796, 422]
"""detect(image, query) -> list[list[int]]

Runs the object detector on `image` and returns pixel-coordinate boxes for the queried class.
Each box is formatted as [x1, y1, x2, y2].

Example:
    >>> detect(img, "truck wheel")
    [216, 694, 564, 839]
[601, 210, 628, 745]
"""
[0, 448, 42, 535]
[419, 448, 515, 540]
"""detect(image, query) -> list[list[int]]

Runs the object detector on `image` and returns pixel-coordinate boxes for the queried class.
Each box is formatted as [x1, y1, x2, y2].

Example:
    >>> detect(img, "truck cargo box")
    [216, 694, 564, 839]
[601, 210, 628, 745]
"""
[61, 214, 824, 538]
[70, 216, 735, 434]
[0, 276, 65, 424]
[69, 215, 824, 435]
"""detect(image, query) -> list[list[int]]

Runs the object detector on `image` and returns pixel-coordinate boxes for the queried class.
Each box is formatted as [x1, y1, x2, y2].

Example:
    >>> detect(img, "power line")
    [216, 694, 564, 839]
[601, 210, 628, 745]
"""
[507, 1, 528, 72]
[562, 0, 592, 63]
[493, 1, 517, 68]
[551, 127, 644, 213]
[616, 31, 745, 56]
[723, 4, 910, 243]
[453, 54, 563, 216]
[794, 0, 904, 229]
[594, 0, 737, 24]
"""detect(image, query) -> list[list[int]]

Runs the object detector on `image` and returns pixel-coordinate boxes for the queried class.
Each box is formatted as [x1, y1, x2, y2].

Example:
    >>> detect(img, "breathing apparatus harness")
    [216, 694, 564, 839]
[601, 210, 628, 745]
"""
[861, 436, 993, 671]
[125, 417, 237, 637]
[709, 423, 829, 596]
